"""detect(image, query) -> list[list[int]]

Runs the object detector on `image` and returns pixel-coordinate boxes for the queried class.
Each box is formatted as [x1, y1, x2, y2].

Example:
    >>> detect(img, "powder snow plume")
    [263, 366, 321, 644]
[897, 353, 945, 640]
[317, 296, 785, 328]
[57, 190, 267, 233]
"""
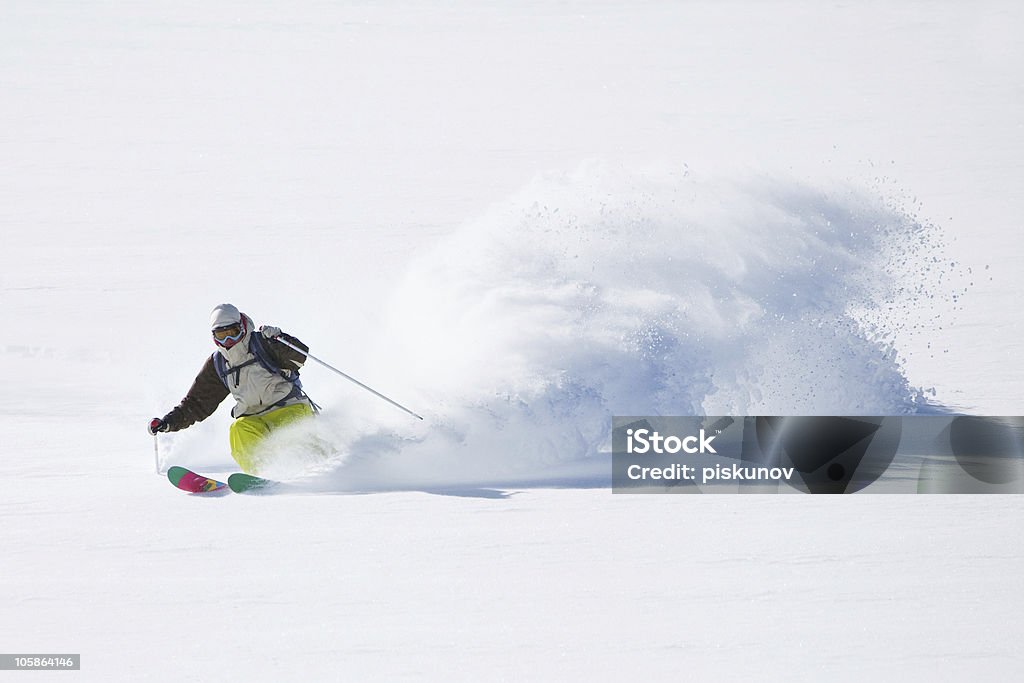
[292, 163, 961, 488]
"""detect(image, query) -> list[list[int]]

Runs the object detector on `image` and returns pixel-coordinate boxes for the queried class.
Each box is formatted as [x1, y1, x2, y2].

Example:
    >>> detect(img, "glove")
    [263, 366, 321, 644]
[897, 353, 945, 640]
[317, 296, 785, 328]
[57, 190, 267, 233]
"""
[148, 417, 170, 435]
[259, 325, 282, 339]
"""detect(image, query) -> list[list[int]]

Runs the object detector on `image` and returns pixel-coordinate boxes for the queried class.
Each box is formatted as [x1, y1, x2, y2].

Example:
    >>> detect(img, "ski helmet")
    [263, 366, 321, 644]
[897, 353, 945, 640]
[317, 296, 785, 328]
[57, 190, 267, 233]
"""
[210, 303, 247, 349]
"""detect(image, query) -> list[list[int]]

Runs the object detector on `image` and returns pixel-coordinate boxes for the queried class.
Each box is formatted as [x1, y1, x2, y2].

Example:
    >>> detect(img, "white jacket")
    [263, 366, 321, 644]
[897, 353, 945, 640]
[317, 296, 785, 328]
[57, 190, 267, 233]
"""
[217, 314, 307, 418]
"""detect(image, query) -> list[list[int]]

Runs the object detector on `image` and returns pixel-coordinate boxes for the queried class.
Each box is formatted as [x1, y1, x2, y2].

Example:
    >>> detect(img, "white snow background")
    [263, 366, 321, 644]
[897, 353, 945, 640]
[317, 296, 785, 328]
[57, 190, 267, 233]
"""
[1, 1, 1022, 680]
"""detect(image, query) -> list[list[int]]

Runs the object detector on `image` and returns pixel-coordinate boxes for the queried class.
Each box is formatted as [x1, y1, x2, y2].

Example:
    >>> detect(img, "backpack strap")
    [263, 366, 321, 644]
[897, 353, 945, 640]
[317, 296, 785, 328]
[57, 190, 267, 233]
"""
[249, 334, 301, 388]
[212, 335, 320, 414]
[212, 351, 258, 389]
[253, 334, 321, 414]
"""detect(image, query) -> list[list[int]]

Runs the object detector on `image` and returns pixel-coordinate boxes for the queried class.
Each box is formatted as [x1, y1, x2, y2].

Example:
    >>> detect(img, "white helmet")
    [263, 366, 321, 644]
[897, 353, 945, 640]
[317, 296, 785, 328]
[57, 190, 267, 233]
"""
[210, 303, 247, 349]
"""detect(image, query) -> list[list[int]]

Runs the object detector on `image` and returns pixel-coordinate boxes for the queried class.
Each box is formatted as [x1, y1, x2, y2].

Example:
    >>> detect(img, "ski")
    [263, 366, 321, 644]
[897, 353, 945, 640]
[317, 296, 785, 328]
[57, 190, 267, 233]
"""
[167, 466, 228, 494]
[228, 472, 278, 494]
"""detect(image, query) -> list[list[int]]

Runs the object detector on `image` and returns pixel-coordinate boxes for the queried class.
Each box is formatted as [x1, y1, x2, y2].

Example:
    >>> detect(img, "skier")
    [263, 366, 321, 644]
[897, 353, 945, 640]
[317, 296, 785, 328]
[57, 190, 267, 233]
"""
[148, 303, 316, 473]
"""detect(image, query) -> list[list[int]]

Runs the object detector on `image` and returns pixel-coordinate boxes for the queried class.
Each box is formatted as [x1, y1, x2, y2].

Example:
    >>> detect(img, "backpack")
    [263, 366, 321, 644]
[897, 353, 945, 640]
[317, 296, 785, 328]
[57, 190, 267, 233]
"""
[212, 334, 317, 411]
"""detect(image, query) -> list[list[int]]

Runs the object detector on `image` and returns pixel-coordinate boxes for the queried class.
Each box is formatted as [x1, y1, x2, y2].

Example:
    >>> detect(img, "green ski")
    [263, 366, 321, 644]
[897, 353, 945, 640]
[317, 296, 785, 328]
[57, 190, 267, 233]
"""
[228, 472, 278, 493]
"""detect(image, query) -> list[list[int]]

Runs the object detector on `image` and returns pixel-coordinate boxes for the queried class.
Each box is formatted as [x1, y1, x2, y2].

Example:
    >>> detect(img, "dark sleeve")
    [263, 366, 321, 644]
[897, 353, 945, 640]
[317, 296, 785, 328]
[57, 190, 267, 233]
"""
[162, 355, 231, 431]
[266, 332, 308, 372]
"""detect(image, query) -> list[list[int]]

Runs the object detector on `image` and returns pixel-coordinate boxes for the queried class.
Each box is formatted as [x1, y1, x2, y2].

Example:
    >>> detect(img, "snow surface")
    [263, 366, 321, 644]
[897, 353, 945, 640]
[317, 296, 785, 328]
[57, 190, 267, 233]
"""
[2, 1, 1023, 679]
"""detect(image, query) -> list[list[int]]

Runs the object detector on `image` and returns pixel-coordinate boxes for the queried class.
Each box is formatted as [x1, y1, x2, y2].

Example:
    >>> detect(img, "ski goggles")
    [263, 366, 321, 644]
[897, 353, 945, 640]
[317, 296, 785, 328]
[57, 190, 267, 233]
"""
[212, 323, 244, 343]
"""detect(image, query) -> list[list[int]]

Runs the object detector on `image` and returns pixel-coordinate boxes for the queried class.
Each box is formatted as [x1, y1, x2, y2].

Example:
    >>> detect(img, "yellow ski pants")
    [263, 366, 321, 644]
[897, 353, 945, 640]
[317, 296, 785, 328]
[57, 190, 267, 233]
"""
[229, 402, 314, 473]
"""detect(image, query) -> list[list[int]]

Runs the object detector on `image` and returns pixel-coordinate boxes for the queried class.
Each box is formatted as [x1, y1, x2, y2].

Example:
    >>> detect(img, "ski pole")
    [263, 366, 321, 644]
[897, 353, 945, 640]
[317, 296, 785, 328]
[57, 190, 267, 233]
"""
[275, 337, 424, 421]
[153, 435, 161, 475]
